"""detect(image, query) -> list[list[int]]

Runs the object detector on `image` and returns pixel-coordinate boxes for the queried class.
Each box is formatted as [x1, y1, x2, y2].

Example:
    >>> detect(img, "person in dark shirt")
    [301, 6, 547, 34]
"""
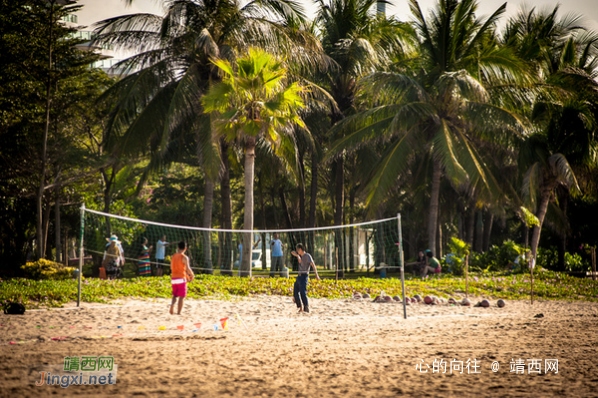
[290, 243, 320, 313]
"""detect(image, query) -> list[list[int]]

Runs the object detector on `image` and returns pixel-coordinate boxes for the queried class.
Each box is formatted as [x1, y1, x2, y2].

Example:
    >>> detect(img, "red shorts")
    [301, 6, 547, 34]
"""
[172, 281, 187, 297]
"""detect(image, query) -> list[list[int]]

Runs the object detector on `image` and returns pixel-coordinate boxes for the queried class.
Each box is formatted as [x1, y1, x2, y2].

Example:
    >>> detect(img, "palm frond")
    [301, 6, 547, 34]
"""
[436, 70, 489, 103]
[363, 127, 418, 208]
[548, 153, 579, 191]
[432, 120, 468, 187]
[521, 161, 541, 210]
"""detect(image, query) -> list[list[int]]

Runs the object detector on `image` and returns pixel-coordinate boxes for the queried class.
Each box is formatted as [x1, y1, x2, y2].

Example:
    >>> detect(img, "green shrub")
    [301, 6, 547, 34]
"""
[444, 237, 470, 276]
[21, 259, 76, 280]
[470, 240, 526, 272]
[536, 247, 589, 272]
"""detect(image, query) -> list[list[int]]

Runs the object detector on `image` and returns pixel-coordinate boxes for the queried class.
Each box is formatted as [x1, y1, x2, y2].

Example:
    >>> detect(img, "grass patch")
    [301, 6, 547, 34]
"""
[1, 270, 597, 308]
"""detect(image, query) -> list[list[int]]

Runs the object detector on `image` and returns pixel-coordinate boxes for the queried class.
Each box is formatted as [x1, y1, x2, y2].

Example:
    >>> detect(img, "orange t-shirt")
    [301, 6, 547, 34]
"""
[171, 253, 188, 280]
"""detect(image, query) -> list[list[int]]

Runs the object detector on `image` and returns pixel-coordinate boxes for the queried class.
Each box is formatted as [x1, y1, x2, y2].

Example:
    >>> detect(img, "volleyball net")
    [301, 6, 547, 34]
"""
[77, 206, 405, 278]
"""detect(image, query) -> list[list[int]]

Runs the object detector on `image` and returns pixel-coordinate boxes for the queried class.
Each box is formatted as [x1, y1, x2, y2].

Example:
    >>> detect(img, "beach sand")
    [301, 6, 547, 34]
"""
[1, 295, 597, 397]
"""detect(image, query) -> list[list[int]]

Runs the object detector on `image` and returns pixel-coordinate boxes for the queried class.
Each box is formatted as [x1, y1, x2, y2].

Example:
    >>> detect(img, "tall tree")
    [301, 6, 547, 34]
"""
[326, 0, 528, 252]
[202, 48, 306, 276]
[94, 0, 319, 273]
[504, 6, 598, 263]
[1, 0, 101, 261]
[315, 0, 414, 270]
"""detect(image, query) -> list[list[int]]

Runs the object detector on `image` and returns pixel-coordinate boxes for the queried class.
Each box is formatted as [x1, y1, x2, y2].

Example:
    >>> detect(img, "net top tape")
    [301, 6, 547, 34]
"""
[84, 208, 397, 234]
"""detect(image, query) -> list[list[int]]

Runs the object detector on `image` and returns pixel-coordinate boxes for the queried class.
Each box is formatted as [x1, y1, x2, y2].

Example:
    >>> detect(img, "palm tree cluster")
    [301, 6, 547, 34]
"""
[91, 0, 598, 273]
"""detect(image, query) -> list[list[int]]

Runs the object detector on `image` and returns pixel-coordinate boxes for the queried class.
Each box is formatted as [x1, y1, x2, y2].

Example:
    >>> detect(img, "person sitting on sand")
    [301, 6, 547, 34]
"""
[290, 243, 320, 313]
[170, 241, 194, 315]
[405, 251, 427, 275]
[421, 250, 441, 277]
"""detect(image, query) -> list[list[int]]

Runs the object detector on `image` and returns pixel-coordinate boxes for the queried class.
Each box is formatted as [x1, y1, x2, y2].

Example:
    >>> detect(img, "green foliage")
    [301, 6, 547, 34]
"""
[132, 165, 205, 227]
[202, 48, 306, 147]
[536, 247, 590, 273]
[0, 0, 108, 272]
[445, 237, 470, 276]
[2, 270, 597, 309]
[21, 259, 76, 281]
[520, 206, 540, 228]
[470, 240, 527, 272]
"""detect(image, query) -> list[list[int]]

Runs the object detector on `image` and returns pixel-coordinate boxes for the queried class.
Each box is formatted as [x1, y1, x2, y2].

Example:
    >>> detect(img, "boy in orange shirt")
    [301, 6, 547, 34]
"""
[170, 241, 194, 315]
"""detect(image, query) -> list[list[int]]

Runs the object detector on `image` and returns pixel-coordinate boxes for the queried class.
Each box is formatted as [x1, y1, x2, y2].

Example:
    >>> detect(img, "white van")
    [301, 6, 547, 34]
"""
[232, 237, 272, 269]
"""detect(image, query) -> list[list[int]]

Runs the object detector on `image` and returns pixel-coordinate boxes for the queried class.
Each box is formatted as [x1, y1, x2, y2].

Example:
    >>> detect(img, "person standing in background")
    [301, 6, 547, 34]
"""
[155, 235, 170, 277]
[138, 237, 153, 277]
[270, 233, 284, 277]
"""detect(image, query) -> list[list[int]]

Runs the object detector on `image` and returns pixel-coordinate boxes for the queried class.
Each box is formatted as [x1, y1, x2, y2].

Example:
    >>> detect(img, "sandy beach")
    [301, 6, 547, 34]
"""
[1, 295, 597, 397]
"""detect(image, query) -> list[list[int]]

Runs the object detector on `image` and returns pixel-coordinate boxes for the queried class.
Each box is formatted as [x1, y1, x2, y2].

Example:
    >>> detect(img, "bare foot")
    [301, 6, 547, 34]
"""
[169, 305, 174, 315]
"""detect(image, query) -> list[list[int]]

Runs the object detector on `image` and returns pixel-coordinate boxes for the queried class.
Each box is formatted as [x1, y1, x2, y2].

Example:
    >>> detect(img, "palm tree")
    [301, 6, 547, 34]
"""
[93, 0, 318, 273]
[520, 76, 596, 260]
[315, 0, 415, 271]
[504, 6, 598, 263]
[202, 48, 306, 276]
[519, 134, 580, 259]
[326, 0, 528, 252]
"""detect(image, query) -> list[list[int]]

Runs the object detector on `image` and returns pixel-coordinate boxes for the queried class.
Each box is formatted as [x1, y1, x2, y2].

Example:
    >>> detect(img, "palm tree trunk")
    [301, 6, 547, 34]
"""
[482, 211, 494, 252]
[270, 186, 279, 228]
[202, 177, 214, 274]
[458, 209, 464, 241]
[258, 173, 267, 229]
[101, 167, 116, 236]
[530, 189, 552, 258]
[298, 149, 306, 228]
[467, 204, 475, 249]
[309, 152, 318, 228]
[427, 158, 441, 253]
[437, 220, 443, 258]
[241, 137, 256, 277]
[334, 158, 344, 272]
[220, 139, 233, 276]
[474, 210, 484, 253]
[308, 152, 318, 256]
[557, 190, 568, 271]
[55, 190, 61, 262]
[279, 187, 293, 229]
[349, 188, 355, 272]
[260, 232, 266, 271]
